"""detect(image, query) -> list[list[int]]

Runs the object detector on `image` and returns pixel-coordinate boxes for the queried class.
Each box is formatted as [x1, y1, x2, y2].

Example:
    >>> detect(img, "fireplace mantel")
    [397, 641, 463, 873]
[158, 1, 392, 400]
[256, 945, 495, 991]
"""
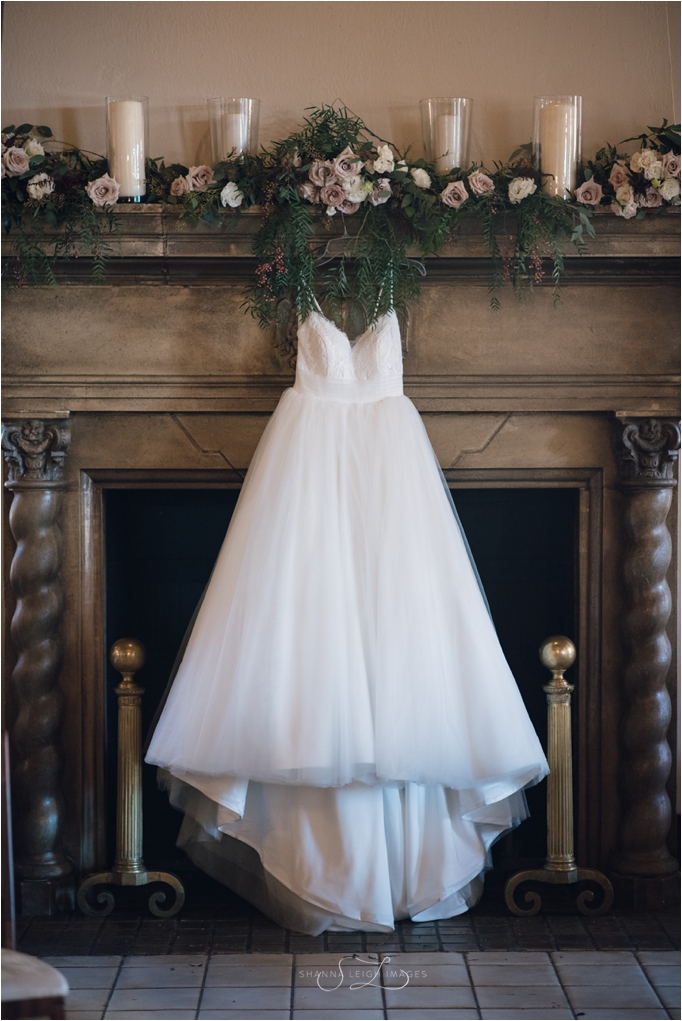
[2, 209, 679, 417]
[2, 205, 680, 915]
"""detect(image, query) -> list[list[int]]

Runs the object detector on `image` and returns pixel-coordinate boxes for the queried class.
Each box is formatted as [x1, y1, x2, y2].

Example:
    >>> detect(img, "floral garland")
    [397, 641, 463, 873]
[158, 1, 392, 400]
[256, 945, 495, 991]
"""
[2, 108, 679, 332]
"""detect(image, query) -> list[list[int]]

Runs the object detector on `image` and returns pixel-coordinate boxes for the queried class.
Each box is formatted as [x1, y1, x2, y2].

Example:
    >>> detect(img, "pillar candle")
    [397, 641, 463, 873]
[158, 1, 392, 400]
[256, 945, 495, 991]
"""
[539, 101, 578, 198]
[434, 113, 460, 174]
[108, 99, 146, 198]
[223, 112, 247, 157]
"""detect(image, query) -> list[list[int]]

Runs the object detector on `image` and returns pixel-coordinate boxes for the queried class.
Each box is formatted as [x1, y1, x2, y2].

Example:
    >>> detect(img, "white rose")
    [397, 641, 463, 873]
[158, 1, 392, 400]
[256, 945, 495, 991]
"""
[342, 175, 372, 203]
[395, 160, 409, 174]
[508, 177, 537, 204]
[615, 183, 634, 207]
[643, 160, 664, 181]
[372, 144, 395, 175]
[611, 200, 638, 219]
[23, 137, 45, 158]
[220, 181, 244, 208]
[659, 177, 680, 202]
[26, 172, 54, 200]
[630, 148, 659, 174]
[410, 167, 431, 189]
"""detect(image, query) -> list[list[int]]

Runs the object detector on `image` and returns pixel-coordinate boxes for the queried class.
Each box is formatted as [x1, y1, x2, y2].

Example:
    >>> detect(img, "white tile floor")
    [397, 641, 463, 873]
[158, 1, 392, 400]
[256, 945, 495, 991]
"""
[39, 949, 679, 1021]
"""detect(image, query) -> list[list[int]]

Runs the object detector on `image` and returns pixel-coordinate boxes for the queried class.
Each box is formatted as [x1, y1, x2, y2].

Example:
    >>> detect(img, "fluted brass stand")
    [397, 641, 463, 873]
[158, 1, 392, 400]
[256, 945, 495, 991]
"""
[77, 639, 185, 918]
[504, 636, 613, 917]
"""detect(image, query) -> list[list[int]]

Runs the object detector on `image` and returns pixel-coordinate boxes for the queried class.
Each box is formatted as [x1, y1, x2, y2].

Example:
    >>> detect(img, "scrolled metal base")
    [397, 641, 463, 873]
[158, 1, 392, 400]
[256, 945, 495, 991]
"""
[504, 866, 614, 917]
[77, 870, 185, 918]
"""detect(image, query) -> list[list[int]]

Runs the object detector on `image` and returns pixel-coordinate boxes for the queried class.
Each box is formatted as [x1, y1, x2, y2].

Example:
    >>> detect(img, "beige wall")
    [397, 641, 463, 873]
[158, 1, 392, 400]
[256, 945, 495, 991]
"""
[2, 1, 680, 168]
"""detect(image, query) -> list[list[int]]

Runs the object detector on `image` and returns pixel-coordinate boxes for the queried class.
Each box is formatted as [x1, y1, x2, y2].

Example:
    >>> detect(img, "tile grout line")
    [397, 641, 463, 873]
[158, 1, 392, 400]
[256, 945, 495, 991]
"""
[548, 949, 578, 1020]
[100, 952, 126, 1021]
[289, 955, 296, 1020]
[193, 951, 211, 1021]
[462, 951, 483, 1020]
[378, 951, 388, 1020]
[634, 950, 673, 1014]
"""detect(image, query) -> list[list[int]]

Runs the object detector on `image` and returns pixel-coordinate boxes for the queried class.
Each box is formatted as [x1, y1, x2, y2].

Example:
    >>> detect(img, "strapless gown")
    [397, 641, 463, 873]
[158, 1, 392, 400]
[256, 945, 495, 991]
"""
[145, 310, 548, 933]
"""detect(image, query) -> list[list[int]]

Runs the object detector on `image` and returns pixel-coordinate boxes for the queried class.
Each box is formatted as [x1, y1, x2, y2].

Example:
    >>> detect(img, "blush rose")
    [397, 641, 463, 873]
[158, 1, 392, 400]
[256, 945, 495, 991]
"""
[440, 181, 469, 208]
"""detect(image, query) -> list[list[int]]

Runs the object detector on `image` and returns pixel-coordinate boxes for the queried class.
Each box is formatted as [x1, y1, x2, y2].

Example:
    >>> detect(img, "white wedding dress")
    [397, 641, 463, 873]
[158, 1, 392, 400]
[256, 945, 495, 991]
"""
[146, 310, 548, 934]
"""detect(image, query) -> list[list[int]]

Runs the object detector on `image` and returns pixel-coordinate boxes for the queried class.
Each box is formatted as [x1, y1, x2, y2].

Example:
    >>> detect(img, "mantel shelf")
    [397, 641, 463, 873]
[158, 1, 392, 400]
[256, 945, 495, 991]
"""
[2, 206, 679, 274]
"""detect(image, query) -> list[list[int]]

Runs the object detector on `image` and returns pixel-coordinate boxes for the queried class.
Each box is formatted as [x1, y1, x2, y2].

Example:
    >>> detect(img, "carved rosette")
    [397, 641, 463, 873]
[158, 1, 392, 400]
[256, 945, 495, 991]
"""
[612, 417, 680, 882]
[2, 418, 73, 912]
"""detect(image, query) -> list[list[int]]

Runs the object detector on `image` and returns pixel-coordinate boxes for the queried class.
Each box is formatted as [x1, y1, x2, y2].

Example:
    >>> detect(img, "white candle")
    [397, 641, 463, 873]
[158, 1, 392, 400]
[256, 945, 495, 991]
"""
[539, 101, 579, 197]
[108, 99, 146, 198]
[223, 112, 247, 157]
[434, 113, 461, 174]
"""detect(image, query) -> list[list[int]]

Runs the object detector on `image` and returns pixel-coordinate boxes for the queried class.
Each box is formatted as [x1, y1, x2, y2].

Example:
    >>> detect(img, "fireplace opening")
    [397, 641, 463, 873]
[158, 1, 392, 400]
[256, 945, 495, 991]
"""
[104, 485, 578, 878]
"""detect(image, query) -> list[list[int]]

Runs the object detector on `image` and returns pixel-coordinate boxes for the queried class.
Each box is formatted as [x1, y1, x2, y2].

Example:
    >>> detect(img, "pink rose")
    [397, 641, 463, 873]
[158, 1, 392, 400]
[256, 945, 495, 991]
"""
[574, 179, 603, 205]
[170, 175, 189, 197]
[440, 180, 468, 209]
[662, 151, 680, 179]
[319, 183, 346, 207]
[308, 160, 336, 187]
[186, 165, 214, 192]
[637, 186, 664, 208]
[3, 146, 30, 177]
[298, 181, 320, 204]
[608, 162, 630, 189]
[86, 173, 120, 207]
[333, 146, 361, 181]
[468, 170, 494, 196]
[369, 178, 391, 206]
[337, 197, 360, 215]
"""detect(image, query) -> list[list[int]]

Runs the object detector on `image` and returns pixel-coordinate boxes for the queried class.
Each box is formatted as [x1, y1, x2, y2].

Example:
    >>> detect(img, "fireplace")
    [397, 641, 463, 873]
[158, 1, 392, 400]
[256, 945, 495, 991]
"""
[103, 484, 578, 872]
[2, 207, 679, 914]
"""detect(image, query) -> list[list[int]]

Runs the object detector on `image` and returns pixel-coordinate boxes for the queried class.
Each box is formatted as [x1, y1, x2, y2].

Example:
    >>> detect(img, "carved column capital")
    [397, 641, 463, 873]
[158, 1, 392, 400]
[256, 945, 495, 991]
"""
[2, 418, 70, 486]
[613, 417, 680, 487]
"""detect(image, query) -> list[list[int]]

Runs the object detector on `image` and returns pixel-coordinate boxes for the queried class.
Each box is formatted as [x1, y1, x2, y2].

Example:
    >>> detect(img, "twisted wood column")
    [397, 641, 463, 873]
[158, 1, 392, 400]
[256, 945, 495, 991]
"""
[611, 417, 680, 905]
[2, 417, 73, 914]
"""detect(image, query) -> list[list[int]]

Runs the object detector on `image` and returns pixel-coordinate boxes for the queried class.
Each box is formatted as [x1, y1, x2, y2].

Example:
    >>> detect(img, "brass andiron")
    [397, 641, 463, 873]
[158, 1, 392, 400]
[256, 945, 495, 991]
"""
[504, 636, 614, 917]
[77, 639, 185, 917]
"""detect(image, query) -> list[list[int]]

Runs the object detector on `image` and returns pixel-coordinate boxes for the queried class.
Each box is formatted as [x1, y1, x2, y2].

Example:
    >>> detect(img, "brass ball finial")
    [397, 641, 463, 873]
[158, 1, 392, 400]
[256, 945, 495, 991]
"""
[539, 635, 576, 676]
[110, 637, 146, 677]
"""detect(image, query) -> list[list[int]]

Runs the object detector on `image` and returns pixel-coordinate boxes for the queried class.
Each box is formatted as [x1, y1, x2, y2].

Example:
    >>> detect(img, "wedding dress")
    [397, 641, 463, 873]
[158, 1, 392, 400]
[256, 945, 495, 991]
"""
[145, 310, 548, 933]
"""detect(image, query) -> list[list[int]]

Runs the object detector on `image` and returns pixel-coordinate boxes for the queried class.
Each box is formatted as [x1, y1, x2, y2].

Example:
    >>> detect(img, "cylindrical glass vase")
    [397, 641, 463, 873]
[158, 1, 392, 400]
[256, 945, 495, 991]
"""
[533, 96, 582, 198]
[106, 96, 148, 202]
[208, 97, 260, 163]
[420, 98, 471, 175]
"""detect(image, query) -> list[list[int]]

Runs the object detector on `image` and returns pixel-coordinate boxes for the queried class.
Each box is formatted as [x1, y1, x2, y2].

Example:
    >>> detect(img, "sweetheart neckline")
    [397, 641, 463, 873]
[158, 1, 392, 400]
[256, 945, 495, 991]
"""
[306, 310, 397, 350]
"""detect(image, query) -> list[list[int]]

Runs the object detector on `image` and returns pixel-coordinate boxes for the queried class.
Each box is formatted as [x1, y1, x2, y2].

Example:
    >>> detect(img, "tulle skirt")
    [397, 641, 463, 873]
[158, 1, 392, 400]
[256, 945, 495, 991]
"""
[146, 387, 548, 930]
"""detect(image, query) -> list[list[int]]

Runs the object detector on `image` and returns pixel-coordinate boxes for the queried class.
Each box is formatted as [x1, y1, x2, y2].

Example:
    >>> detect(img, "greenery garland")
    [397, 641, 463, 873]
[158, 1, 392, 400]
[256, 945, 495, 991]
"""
[2, 108, 679, 332]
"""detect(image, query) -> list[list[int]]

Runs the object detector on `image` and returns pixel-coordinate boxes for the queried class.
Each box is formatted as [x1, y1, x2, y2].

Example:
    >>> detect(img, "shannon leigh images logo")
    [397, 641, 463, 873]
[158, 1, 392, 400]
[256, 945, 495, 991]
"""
[297, 954, 425, 991]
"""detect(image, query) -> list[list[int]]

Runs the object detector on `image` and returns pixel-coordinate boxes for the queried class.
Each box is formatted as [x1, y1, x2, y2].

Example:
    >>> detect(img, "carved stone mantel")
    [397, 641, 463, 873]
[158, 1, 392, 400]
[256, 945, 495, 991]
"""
[1, 211, 679, 913]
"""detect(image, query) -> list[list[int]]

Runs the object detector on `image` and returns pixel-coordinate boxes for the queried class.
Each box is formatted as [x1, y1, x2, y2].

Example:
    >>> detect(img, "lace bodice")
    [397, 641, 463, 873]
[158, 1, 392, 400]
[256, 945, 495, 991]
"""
[294, 311, 403, 403]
